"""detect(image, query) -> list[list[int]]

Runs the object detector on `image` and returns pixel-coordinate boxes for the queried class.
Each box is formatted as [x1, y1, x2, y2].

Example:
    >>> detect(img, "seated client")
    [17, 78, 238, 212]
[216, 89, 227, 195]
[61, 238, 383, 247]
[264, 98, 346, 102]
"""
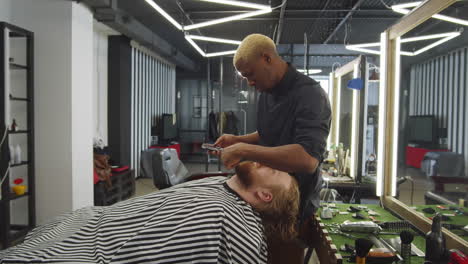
[0, 161, 299, 264]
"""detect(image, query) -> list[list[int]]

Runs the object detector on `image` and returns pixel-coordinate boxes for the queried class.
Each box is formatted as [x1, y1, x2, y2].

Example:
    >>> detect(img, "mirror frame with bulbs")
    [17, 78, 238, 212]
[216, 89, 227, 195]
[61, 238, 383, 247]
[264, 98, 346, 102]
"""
[378, 0, 468, 252]
[330, 55, 366, 182]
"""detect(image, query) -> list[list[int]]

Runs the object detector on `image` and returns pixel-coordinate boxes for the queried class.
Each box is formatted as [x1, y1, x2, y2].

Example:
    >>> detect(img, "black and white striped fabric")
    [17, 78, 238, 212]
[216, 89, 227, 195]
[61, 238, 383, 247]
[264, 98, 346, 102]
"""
[0, 177, 267, 264]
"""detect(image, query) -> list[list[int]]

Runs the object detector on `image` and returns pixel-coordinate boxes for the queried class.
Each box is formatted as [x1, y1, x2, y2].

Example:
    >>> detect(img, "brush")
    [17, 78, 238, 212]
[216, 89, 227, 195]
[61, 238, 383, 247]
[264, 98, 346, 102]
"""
[355, 238, 374, 264]
[400, 230, 414, 264]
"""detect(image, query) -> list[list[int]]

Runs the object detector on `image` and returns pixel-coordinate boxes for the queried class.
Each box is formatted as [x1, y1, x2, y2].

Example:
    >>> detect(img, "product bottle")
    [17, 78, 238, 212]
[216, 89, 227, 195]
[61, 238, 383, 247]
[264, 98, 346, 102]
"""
[11, 119, 18, 131]
[425, 213, 446, 263]
[15, 145, 22, 164]
[9, 145, 15, 164]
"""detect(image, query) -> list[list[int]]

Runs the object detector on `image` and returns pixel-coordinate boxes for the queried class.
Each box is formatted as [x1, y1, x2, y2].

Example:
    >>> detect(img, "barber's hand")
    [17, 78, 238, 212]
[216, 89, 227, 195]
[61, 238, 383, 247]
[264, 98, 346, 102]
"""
[221, 143, 247, 169]
[209, 134, 240, 156]
[214, 134, 239, 148]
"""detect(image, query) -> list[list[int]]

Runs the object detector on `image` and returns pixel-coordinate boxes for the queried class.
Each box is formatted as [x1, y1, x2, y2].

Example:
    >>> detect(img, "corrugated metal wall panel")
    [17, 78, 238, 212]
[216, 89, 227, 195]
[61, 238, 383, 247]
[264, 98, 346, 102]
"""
[130, 46, 176, 177]
[409, 46, 468, 175]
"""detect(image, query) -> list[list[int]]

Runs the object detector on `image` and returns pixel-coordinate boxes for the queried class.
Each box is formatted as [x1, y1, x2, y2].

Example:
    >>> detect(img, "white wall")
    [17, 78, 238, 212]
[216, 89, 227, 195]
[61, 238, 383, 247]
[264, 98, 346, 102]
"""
[71, 2, 94, 210]
[1, 0, 94, 224]
[93, 22, 112, 146]
[0, 2, 10, 22]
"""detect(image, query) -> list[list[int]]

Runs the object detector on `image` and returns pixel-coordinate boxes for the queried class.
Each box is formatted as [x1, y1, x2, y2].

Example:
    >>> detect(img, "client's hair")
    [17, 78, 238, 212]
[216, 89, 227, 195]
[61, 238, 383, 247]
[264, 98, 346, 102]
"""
[235, 161, 300, 241]
[257, 179, 299, 241]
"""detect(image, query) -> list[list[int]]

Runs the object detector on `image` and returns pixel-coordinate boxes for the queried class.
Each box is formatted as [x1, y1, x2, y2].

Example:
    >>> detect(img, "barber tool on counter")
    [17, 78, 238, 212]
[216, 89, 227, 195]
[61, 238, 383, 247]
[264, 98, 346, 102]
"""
[449, 249, 468, 264]
[368, 235, 400, 264]
[425, 213, 446, 264]
[340, 221, 382, 233]
[400, 230, 414, 264]
[355, 238, 374, 264]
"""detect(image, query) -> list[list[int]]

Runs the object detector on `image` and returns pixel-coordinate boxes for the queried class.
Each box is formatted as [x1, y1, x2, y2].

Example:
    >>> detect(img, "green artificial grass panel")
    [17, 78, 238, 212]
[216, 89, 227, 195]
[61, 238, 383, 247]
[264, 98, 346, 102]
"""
[328, 234, 426, 264]
[316, 203, 467, 264]
[411, 205, 468, 240]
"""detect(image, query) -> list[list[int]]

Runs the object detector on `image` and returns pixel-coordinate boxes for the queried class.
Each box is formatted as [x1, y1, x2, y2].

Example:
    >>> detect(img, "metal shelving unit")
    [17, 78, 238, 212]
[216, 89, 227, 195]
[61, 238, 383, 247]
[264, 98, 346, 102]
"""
[0, 22, 35, 249]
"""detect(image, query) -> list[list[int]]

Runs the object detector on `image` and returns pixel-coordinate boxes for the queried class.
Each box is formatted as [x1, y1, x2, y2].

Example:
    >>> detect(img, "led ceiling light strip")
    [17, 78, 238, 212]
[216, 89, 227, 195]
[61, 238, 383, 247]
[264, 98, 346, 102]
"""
[412, 32, 460, 55]
[144, 0, 271, 31]
[186, 35, 240, 57]
[206, 50, 238, 57]
[145, 0, 270, 57]
[391, 1, 468, 26]
[185, 36, 206, 57]
[199, 0, 271, 10]
[345, 41, 381, 55]
[184, 8, 271, 30]
[144, 0, 183, 30]
[185, 35, 240, 57]
[400, 32, 460, 43]
[345, 32, 461, 56]
[185, 35, 241, 45]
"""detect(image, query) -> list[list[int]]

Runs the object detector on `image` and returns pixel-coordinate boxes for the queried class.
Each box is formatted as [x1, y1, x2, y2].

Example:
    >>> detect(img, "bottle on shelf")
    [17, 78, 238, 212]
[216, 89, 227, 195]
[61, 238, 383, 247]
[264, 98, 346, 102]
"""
[425, 213, 446, 263]
[15, 145, 22, 164]
[11, 119, 18, 131]
[9, 145, 15, 164]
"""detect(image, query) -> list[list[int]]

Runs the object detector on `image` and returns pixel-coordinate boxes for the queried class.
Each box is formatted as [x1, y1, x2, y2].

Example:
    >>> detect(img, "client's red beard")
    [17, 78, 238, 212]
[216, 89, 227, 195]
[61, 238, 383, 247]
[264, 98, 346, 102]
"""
[235, 162, 300, 241]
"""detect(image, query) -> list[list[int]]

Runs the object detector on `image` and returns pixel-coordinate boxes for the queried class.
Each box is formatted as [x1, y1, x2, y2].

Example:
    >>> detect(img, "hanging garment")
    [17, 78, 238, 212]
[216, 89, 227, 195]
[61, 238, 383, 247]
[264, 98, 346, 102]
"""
[224, 111, 239, 135]
[208, 111, 219, 142]
[218, 111, 227, 136]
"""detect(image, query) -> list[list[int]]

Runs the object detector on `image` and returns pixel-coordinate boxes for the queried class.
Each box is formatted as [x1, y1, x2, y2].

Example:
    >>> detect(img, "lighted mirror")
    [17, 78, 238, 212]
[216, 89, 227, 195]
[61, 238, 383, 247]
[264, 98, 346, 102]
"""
[380, 0, 468, 250]
[324, 56, 379, 202]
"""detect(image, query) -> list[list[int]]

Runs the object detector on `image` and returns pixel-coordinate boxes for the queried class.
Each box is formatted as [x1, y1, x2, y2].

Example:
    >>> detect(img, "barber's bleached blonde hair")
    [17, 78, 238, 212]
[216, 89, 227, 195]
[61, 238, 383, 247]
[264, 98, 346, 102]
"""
[233, 34, 278, 66]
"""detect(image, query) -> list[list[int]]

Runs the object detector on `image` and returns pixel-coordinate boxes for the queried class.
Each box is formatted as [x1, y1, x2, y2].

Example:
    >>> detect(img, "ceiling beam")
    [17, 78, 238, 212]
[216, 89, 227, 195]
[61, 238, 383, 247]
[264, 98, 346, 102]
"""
[323, 0, 366, 44]
[275, 0, 288, 44]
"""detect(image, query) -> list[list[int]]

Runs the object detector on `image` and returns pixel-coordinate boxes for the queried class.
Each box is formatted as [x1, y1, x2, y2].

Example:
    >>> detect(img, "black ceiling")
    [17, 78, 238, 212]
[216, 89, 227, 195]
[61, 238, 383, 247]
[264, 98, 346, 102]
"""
[116, 0, 468, 66]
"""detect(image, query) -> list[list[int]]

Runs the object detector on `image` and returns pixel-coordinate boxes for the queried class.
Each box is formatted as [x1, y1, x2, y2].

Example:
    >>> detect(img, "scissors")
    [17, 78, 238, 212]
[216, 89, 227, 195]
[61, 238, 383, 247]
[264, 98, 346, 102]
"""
[201, 143, 223, 152]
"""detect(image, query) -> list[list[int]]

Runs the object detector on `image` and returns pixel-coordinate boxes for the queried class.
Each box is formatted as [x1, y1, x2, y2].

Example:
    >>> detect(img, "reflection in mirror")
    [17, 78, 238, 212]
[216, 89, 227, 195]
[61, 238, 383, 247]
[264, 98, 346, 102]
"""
[362, 64, 380, 184]
[339, 72, 354, 153]
[396, 1, 468, 243]
[321, 56, 385, 204]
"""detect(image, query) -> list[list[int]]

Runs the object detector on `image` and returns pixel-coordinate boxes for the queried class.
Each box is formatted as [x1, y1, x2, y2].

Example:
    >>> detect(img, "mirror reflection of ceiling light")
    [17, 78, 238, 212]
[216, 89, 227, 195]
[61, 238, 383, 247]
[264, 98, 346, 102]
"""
[391, 1, 468, 26]
[185, 35, 240, 57]
[297, 69, 322, 74]
[199, 0, 271, 10]
[345, 32, 461, 56]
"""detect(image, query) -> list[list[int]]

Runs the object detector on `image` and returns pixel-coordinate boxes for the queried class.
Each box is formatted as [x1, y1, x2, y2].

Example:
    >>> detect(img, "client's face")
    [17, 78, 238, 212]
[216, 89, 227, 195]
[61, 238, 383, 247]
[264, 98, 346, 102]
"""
[235, 162, 300, 241]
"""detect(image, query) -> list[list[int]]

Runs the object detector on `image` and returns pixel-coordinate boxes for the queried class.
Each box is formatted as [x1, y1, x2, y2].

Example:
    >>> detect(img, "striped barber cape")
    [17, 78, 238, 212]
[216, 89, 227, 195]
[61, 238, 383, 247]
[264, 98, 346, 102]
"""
[0, 177, 268, 264]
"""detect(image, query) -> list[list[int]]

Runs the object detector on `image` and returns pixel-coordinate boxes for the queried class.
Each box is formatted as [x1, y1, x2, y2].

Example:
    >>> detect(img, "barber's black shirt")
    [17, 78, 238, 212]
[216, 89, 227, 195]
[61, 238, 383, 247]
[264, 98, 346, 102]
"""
[257, 64, 331, 222]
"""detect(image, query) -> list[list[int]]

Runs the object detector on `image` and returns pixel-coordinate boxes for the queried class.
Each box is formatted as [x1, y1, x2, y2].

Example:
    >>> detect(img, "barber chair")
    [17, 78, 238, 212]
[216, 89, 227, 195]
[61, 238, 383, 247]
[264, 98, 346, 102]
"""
[140, 148, 230, 189]
[421, 151, 468, 205]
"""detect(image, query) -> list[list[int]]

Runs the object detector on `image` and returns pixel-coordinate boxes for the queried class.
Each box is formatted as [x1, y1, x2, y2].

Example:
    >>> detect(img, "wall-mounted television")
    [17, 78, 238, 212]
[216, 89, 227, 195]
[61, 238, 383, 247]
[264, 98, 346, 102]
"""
[408, 115, 437, 146]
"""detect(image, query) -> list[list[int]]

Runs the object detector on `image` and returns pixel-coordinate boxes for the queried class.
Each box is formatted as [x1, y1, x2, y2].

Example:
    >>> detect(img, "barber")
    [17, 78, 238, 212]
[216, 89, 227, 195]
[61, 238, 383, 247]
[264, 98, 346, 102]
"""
[213, 34, 331, 264]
